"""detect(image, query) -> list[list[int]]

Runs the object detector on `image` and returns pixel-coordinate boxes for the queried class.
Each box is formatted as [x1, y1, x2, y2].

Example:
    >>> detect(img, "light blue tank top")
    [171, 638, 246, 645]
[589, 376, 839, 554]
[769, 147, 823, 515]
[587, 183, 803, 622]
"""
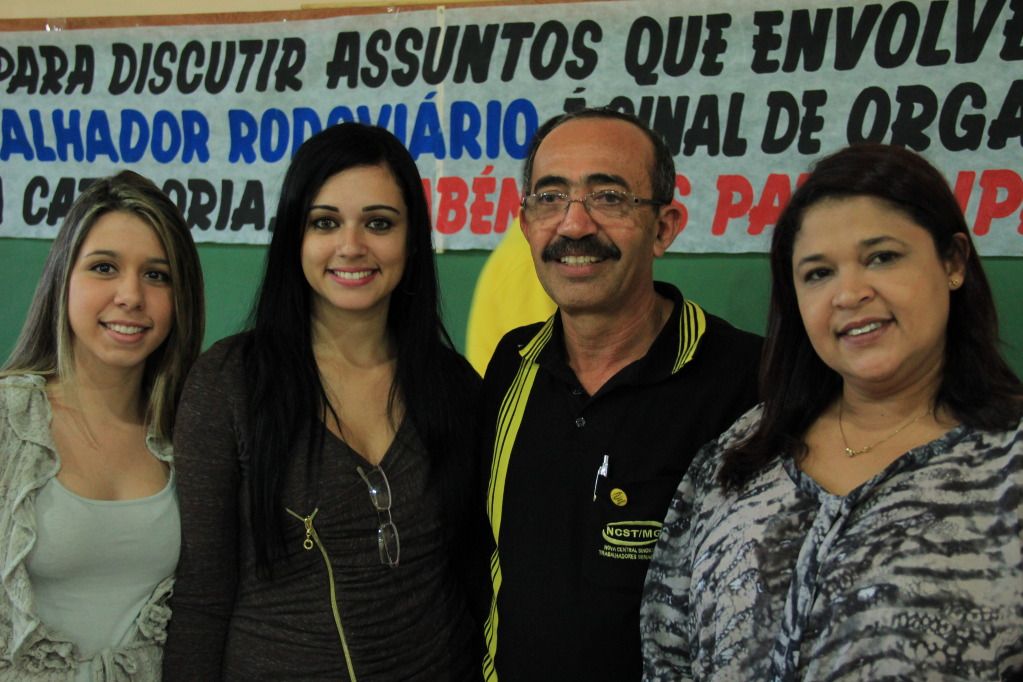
[26, 472, 179, 679]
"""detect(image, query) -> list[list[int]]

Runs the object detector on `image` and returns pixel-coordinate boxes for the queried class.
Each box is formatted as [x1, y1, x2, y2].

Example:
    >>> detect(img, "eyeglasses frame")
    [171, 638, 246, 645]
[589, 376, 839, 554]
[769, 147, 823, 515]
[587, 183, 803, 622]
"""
[520, 189, 666, 223]
[356, 465, 400, 568]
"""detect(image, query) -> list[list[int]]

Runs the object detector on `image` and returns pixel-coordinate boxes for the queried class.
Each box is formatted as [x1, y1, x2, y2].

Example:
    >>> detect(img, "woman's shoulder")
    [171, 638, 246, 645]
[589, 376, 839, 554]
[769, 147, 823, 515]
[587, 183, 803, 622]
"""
[704, 404, 764, 461]
[179, 333, 252, 406]
[960, 410, 1023, 461]
[720, 404, 765, 446]
[0, 373, 51, 441]
[189, 333, 250, 378]
[0, 372, 47, 394]
[688, 405, 765, 486]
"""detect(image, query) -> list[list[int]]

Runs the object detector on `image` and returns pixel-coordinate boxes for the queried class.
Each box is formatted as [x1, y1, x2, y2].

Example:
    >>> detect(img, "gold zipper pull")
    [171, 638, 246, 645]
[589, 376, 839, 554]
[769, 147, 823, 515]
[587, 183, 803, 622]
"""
[286, 507, 319, 551]
[302, 515, 314, 551]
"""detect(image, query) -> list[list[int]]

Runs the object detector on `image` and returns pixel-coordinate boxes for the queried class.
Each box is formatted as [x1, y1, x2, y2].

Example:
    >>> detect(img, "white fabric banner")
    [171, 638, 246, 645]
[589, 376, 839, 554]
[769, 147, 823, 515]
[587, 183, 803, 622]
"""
[1, 0, 1020, 254]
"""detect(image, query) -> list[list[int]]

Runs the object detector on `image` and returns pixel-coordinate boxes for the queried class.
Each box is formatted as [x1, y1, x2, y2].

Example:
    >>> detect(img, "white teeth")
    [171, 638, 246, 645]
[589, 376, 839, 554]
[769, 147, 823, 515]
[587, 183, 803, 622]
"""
[560, 256, 600, 265]
[106, 323, 145, 334]
[846, 321, 883, 336]
[331, 270, 373, 280]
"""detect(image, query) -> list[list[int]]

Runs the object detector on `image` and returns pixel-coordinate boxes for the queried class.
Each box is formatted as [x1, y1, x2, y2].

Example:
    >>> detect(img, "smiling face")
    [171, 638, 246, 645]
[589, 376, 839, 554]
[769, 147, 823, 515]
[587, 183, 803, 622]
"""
[792, 195, 966, 398]
[300, 164, 408, 324]
[521, 117, 680, 317]
[66, 211, 175, 379]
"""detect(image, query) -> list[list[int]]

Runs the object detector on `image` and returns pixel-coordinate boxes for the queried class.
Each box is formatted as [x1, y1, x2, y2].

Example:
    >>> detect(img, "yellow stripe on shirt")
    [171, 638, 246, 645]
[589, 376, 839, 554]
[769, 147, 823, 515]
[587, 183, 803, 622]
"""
[483, 316, 554, 681]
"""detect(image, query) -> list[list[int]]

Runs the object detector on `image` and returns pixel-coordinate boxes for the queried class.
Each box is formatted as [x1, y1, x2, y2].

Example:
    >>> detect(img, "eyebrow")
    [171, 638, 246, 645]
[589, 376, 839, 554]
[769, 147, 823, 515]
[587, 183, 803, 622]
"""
[309, 203, 401, 215]
[532, 173, 631, 192]
[794, 235, 907, 268]
[794, 253, 826, 268]
[82, 249, 170, 266]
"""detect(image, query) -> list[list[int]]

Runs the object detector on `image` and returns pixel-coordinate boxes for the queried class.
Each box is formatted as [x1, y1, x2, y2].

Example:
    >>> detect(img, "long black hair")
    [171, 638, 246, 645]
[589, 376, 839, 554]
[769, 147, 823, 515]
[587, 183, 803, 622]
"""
[719, 143, 1023, 489]
[243, 123, 477, 572]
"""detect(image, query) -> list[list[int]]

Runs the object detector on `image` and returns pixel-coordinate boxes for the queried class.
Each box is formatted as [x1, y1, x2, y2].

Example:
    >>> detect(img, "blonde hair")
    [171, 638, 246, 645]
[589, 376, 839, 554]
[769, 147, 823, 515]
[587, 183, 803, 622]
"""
[2, 171, 205, 439]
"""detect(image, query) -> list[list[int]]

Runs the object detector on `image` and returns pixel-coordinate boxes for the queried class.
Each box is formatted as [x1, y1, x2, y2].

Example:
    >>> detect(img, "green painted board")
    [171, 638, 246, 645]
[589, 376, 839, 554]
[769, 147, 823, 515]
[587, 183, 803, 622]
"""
[2, 239, 1020, 377]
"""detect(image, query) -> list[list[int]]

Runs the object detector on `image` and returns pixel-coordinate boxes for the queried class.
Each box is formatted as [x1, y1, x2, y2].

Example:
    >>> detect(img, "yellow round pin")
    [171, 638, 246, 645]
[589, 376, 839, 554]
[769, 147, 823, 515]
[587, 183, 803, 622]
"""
[610, 488, 628, 506]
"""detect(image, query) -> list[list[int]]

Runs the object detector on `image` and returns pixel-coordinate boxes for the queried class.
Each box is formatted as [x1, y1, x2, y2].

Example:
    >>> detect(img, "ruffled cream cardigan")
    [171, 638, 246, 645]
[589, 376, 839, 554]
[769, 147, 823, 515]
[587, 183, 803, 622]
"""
[0, 374, 174, 681]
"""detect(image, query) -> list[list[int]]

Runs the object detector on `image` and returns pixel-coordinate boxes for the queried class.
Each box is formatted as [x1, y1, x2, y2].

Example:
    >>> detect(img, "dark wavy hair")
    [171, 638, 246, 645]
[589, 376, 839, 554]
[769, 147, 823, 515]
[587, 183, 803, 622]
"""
[242, 123, 478, 572]
[719, 143, 1022, 489]
[521, 106, 676, 203]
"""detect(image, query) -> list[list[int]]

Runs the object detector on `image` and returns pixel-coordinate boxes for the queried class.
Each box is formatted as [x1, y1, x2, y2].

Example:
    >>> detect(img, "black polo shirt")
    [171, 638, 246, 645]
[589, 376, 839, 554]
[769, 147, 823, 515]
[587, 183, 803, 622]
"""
[480, 282, 761, 682]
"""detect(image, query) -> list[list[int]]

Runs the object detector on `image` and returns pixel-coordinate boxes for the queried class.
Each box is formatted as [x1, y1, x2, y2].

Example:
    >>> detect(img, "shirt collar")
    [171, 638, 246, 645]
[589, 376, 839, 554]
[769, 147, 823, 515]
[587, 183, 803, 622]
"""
[523, 282, 707, 390]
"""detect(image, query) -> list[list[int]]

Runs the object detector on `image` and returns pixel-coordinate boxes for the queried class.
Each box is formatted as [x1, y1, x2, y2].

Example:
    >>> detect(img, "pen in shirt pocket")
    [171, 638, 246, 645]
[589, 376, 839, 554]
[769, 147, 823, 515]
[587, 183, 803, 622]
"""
[592, 454, 610, 501]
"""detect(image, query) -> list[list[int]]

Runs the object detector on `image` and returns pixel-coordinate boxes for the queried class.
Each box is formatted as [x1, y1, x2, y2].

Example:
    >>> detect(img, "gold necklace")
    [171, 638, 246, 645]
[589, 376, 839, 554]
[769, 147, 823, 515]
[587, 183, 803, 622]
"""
[838, 402, 932, 458]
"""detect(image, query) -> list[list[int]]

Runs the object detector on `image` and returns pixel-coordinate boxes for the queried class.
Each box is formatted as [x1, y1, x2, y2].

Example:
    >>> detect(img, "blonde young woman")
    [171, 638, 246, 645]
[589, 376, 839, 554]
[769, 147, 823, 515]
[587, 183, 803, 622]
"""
[0, 171, 204, 680]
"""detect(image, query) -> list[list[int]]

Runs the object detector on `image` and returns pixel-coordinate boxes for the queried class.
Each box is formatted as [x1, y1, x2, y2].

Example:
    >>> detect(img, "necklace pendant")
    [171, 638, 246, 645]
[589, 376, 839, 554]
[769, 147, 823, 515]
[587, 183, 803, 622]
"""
[838, 404, 932, 460]
[844, 445, 869, 457]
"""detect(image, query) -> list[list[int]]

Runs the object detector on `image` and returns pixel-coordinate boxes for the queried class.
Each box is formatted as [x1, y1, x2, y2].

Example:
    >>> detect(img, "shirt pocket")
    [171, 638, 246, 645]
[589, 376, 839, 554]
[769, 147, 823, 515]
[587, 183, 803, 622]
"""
[586, 472, 680, 592]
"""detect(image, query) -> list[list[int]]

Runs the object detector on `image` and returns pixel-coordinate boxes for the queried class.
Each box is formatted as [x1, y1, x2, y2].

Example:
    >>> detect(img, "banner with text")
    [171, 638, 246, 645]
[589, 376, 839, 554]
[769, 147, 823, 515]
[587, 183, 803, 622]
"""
[1, 0, 1021, 253]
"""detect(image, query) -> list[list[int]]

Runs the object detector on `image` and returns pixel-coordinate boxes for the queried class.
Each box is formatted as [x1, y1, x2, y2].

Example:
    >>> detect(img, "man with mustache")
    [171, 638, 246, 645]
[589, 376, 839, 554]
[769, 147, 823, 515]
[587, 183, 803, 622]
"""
[478, 108, 762, 681]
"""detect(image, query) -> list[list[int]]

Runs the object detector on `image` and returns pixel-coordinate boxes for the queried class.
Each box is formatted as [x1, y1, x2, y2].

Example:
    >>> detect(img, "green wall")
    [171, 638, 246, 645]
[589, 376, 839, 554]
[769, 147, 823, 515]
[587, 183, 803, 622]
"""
[2, 238, 1020, 376]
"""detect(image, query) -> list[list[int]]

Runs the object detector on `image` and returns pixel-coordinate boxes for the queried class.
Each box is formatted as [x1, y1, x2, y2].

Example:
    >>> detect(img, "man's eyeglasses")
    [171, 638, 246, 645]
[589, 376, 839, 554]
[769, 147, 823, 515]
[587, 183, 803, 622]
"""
[357, 465, 400, 568]
[521, 189, 664, 222]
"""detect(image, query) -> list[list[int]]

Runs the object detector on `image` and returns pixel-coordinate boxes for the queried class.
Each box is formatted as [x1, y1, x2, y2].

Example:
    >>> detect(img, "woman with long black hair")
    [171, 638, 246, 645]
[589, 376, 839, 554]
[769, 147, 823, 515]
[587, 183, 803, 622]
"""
[163, 123, 482, 680]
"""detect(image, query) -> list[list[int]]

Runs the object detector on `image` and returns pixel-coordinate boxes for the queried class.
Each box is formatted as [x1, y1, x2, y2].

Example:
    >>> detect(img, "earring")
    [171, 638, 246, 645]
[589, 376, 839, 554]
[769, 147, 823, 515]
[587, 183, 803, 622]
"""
[949, 278, 960, 289]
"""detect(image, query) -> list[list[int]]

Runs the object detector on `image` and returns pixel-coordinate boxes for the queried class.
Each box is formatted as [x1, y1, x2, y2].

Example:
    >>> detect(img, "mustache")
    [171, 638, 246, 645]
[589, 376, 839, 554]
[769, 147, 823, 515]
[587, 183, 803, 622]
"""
[541, 236, 622, 262]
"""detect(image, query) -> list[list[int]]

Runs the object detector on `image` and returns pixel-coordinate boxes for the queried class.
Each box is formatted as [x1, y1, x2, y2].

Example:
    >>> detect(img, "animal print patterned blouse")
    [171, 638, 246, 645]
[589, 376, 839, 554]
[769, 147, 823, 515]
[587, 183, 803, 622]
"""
[641, 406, 1023, 681]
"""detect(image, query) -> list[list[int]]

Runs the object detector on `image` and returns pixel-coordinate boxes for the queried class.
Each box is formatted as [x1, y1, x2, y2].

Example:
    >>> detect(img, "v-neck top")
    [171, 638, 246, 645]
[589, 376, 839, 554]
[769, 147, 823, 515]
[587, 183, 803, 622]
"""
[164, 334, 478, 681]
[641, 405, 1023, 681]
